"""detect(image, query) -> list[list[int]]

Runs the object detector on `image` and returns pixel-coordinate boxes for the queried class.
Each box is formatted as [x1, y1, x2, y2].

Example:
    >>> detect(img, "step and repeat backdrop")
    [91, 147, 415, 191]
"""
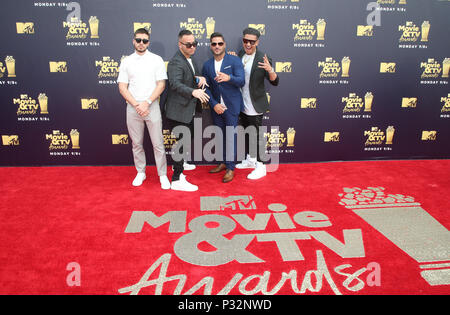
[0, 0, 449, 166]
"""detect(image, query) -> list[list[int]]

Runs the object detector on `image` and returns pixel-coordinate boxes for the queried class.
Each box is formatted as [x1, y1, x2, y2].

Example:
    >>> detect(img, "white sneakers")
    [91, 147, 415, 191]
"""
[132, 173, 146, 186]
[171, 174, 198, 192]
[247, 162, 266, 180]
[133, 172, 197, 191]
[236, 155, 267, 180]
[235, 154, 256, 169]
[159, 175, 171, 190]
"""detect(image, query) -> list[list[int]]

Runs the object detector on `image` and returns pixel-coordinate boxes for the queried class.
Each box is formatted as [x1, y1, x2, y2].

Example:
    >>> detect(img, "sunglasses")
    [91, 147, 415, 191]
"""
[211, 42, 224, 47]
[243, 38, 257, 45]
[134, 38, 149, 44]
[180, 41, 198, 48]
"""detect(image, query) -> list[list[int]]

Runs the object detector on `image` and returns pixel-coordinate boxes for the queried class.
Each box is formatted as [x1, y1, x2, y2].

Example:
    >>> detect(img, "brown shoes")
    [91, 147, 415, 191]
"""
[222, 170, 234, 183]
[209, 164, 234, 183]
[209, 163, 226, 173]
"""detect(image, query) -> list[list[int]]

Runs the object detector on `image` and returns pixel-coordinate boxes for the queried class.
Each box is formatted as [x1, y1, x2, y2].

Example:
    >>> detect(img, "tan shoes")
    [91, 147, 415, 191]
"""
[209, 163, 226, 173]
[209, 163, 234, 183]
[222, 170, 234, 183]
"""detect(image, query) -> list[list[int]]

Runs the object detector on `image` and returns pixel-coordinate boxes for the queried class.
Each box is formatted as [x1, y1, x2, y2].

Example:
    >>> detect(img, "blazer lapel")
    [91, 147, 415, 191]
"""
[250, 49, 262, 76]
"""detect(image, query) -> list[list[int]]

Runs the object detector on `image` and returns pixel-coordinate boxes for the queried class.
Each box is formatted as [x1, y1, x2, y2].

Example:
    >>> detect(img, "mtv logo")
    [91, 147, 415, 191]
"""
[421, 131, 437, 141]
[134, 22, 151, 33]
[81, 99, 99, 110]
[324, 132, 340, 142]
[301, 98, 317, 109]
[16, 22, 35, 34]
[49, 61, 67, 73]
[200, 195, 256, 211]
[249, 24, 266, 36]
[276, 62, 292, 73]
[112, 134, 129, 145]
[402, 97, 417, 108]
[380, 62, 396, 73]
[357, 25, 373, 37]
[2, 135, 19, 146]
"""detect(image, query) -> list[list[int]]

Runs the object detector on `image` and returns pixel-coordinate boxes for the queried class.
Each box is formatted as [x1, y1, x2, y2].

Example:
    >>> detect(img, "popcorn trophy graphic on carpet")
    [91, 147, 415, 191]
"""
[339, 187, 450, 286]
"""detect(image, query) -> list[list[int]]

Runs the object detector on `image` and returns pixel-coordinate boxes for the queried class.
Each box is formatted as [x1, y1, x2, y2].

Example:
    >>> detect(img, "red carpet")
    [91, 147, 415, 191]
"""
[0, 160, 449, 295]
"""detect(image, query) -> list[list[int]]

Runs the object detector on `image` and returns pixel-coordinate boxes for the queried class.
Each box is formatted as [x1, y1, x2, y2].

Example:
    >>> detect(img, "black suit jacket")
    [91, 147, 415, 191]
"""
[238, 49, 279, 114]
[165, 50, 201, 124]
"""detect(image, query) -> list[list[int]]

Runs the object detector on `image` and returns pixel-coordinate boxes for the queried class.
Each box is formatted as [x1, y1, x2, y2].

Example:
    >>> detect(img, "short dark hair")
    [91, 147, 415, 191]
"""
[210, 32, 225, 42]
[178, 29, 193, 39]
[134, 28, 150, 37]
[243, 27, 260, 39]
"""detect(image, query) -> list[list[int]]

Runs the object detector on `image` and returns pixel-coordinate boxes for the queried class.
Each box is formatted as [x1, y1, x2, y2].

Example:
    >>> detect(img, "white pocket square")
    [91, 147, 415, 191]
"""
[223, 65, 231, 69]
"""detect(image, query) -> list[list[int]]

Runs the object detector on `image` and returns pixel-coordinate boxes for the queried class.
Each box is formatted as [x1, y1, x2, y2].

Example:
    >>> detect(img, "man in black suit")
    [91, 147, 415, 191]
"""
[236, 27, 280, 180]
[165, 29, 209, 191]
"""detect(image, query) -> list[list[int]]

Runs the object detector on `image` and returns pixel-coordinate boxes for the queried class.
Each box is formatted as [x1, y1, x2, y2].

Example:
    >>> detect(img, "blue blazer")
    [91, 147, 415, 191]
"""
[202, 54, 245, 116]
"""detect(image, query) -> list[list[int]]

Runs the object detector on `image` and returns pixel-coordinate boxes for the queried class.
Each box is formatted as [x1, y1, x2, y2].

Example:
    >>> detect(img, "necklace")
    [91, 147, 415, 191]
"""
[242, 54, 253, 67]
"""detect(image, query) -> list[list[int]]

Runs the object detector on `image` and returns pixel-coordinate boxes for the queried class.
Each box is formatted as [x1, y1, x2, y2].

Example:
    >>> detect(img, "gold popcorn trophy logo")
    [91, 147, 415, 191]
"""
[89, 16, 99, 39]
[316, 19, 326, 40]
[341, 57, 351, 78]
[339, 187, 450, 286]
[286, 127, 296, 147]
[16, 22, 35, 34]
[443, 58, 450, 78]
[364, 92, 374, 112]
[70, 129, 80, 149]
[421, 21, 430, 42]
[385, 126, 395, 145]
[206, 17, 216, 38]
[5, 56, 16, 77]
[38, 93, 49, 114]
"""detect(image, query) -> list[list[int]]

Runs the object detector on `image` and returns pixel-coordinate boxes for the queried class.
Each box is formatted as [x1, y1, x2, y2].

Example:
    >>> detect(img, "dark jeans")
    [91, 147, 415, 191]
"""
[239, 112, 264, 163]
[167, 118, 194, 181]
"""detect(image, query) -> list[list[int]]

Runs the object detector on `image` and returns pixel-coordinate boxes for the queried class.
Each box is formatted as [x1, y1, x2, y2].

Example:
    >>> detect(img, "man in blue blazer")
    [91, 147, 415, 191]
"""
[202, 32, 245, 183]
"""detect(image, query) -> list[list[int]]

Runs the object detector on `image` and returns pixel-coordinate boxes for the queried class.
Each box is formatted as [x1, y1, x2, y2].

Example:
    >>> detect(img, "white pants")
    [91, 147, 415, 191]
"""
[126, 102, 167, 176]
